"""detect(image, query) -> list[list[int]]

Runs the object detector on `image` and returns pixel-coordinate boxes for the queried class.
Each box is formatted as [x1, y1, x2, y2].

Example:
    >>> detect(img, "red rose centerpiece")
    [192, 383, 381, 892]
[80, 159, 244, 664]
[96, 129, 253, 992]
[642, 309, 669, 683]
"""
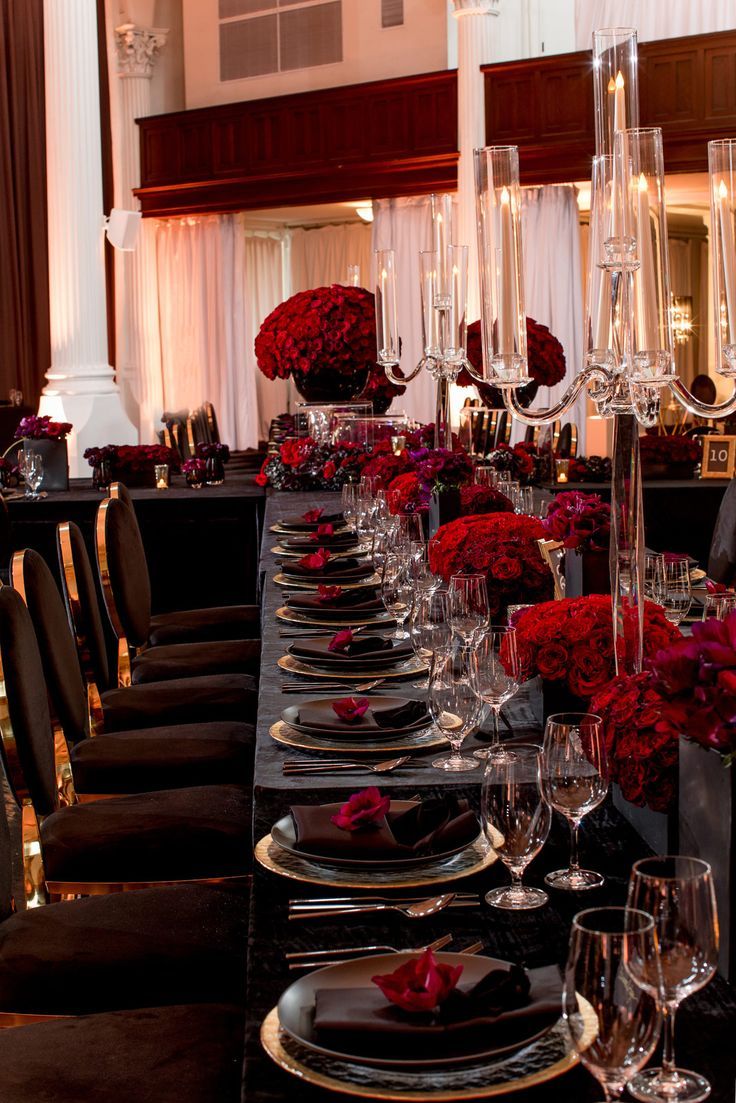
[457, 317, 566, 406]
[255, 284, 405, 406]
[542, 491, 610, 553]
[428, 513, 553, 619]
[16, 415, 74, 491]
[640, 433, 701, 479]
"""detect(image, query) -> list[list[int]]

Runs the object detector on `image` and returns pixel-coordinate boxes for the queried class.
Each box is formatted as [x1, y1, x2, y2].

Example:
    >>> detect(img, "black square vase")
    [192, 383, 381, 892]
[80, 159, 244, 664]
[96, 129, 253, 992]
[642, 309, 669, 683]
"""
[23, 438, 69, 491]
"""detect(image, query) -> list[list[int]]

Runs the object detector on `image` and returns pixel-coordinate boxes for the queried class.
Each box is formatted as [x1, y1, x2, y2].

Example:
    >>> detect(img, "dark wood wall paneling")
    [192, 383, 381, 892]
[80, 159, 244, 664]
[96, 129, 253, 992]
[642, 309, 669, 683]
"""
[483, 29, 736, 184]
[135, 70, 458, 217]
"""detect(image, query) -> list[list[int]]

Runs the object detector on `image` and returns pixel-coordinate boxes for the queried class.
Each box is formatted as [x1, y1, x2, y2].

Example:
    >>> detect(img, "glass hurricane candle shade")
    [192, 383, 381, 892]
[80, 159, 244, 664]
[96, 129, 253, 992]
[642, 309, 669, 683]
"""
[419, 250, 442, 366]
[430, 192, 455, 308]
[473, 145, 529, 387]
[709, 138, 736, 376]
[592, 27, 639, 158]
[442, 244, 469, 369]
[375, 248, 400, 372]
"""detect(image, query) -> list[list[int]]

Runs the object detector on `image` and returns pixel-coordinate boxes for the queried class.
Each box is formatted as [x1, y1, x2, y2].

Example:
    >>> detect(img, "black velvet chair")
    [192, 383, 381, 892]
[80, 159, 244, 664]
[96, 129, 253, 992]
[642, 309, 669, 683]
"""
[11, 548, 255, 797]
[57, 521, 257, 731]
[95, 496, 261, 684]
[0, 1003, 244, 1102]
[99, 489, 261, 649]
[0, 587, 253, 895]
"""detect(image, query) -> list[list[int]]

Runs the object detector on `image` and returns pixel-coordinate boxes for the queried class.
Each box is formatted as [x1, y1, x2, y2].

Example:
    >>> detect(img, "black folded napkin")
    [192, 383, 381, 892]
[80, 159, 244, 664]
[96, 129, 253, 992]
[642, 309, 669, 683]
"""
[280, 511, 344, 530]
[289, 637, 412, 664]
[298, 698, 428, 733]
[282, 559, 373, 581]
[290, 794, 479, 861]
[282, 533, 359, 551]
[287, 588, 383, 613]
[312, 964, 562, 1059]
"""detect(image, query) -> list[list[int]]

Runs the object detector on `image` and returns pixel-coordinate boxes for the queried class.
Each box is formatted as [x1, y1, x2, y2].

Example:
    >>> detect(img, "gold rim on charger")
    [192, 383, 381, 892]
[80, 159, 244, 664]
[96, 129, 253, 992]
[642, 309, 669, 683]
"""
[276, 606, 394, 629]
[272, 544, 370, 560]
[259, 999, 596, 1100]
[274, 572, 380, 590]
[278, 654, 427, 680]
[269, 719, 445, 755]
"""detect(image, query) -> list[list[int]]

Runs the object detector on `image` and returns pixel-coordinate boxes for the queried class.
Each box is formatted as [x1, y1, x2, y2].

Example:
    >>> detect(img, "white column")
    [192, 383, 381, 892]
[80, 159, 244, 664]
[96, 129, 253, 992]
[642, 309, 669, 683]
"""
[451, 0, 499, 322]
[42, 0, 137, 476]
[114, 22, 167, 442]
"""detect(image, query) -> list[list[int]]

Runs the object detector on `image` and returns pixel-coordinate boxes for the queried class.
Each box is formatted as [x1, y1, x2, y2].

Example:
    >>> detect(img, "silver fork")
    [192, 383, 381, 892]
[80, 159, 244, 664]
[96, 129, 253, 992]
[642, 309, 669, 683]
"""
[280, 677, 387, 693]
[287, 932, 454, 970]
[289, 893, 456, 922]
[282, 755, 411, 776]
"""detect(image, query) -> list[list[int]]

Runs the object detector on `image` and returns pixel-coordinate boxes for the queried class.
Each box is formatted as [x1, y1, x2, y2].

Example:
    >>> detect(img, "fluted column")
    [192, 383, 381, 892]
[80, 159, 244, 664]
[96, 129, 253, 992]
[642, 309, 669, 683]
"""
[452, 0, 498, 321]
[42, 0, 136, 475]
[114, 22, 167, 441]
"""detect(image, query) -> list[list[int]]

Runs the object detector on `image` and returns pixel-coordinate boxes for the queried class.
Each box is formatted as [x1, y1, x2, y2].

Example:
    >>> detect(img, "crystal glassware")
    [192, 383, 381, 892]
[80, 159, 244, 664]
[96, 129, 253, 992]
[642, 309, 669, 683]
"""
[341, 482, 359, 531]
[660, 558, 692, 625]
[472, 627, 520, 762]
[474, 464, 498, 488]
[375, 249, 400, 375]
[408, 588, 451, 690]
[627, 856, 719, 1103]
[448, 573, 489, 648]
[481, 743, 551, 909]
[708, 138, 736, 375]
[428, 644, 482, 772]
[564, 906, 661, 1102]
[592, 27, 639, 158]
[24, 452, 44, 500]
[540, 712, 609, 891]
[380, 554, 413, 640]
[643, 552, 665, 601]
[702, 590, 736, 620]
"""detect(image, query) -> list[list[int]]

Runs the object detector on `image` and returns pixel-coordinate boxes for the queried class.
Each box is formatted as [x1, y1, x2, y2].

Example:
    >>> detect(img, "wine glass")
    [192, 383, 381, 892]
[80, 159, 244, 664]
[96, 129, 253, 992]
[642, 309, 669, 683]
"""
[481, 743, 551, 909]
[540, 712, 609, 891]
[448, 573, 489, 647]
[627, 856, 719, 1103]
[564, 907, 662, 1102]
[408, 589, 451, 689]
[371, 517, 397, 573]
[473, 627, 520, 762]
[409, 545, 440, 595]
[428, 644, 482, 772]
[380, 554, 412, 640]
[702, 590, 736, 620]
[25, 452, 44, 500]
[644, 552, 665, 601]
[660, 559, 692, 625]
[396, 513, 424, 553]
[474, 464, 498, 488]
[341, 483, 359, 531]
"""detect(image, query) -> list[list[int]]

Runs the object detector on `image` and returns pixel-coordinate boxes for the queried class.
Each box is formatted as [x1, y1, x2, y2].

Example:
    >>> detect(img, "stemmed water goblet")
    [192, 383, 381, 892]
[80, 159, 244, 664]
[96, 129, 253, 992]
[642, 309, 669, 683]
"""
[540, 712, 609, 891]
[644, 552, 665, 601]
[447, 573, 489, 648]
[481, 743, 551, 909]
[408, 589, 451, 690]
[380, 553, 413, 640]
[19, 451, 43, 500]
[564, 907, 662, 1102]
[473, 626, 520, 762]
[395, 513, 424, 555]
[340, 483, 359, 531]
[409, 544, 440, 596]
[428, 643, 482, 771]
[660, 559, 692, 625]
[626, 856, 719, 1103]
[702, 590, 736, 620]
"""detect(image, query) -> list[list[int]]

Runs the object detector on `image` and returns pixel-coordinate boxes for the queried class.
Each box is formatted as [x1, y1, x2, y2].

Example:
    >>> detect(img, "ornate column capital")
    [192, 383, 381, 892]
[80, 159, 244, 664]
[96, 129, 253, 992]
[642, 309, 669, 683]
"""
[115, 23, 168, 79]
[451, 0, 500, 18]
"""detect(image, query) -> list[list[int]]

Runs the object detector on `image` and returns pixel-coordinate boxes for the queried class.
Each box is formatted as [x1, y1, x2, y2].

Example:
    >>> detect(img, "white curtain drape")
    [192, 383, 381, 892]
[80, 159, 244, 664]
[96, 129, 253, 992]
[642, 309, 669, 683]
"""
[246, 232, 288, 441]
[290, 222, 373, 293]
[371, 196, 437, 424]
[521, 185, 586, 452]
[156, 213, 259, 449]
[575, 0, 736, 48]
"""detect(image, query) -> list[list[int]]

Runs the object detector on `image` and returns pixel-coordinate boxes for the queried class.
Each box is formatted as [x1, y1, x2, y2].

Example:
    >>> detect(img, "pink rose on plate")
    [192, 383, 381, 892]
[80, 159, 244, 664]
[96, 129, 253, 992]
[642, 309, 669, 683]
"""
[330, 786, 391, 832]
[328, 628, 353, 652]
[372, 947, 463, 1013]
[303, 508, 324, 523]
[331, 696, 370, 723]
[297, 548, 331, 571]
[317, 584, 342, 603]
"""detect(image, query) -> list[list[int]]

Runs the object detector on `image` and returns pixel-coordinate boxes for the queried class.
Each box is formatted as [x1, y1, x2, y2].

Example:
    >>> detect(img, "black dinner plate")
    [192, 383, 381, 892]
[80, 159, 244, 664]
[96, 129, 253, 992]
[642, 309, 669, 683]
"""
[285, 641, 412, 671]
[281, 697, 430, 739]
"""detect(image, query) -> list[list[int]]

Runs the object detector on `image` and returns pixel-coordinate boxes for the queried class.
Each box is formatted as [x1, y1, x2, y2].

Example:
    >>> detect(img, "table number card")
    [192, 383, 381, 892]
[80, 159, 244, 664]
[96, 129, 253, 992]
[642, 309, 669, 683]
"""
[701, 435, 736, 479]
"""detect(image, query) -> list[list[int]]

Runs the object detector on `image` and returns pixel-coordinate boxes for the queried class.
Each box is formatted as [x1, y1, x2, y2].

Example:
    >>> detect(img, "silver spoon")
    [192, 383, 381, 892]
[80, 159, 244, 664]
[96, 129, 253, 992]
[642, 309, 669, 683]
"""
[280, 678, 387, 693]
[289, 893, 456, 921]
[283, 755, 411, 776]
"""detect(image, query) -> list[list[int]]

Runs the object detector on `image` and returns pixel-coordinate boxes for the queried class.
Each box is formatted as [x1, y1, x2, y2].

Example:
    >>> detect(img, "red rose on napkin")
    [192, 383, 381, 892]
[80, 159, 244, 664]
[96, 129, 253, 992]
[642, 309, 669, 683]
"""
[330, 787, 391, 832]
[706, 579, 732, 594]
[331, 697, 370, 723]
[303, 508, 324, 523]
[328, 628, 353, 652]
[298, 548, 331, 571]
[310, 523, 335, 542]
[372, 948, 464, 1013]
[318, 584, 343, 603]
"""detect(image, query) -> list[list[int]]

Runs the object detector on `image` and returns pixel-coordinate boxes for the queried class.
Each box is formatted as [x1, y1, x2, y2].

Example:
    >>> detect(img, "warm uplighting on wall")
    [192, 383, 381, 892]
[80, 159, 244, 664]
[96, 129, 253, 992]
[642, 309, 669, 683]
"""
[355, 204, 374, 223]
[672, 295, 694, 344]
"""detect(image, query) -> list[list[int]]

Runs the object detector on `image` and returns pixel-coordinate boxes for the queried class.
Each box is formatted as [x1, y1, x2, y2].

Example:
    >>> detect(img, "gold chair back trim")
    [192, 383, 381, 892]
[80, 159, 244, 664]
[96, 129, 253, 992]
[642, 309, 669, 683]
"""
[57, 523, 107, 732]
[537, 538, 566, 601]
[95, 499, 132, 688]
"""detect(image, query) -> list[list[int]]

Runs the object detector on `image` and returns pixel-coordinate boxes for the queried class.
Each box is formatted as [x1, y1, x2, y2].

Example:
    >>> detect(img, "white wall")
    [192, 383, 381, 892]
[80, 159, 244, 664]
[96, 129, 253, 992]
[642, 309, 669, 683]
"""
[182, 0, 449, 109]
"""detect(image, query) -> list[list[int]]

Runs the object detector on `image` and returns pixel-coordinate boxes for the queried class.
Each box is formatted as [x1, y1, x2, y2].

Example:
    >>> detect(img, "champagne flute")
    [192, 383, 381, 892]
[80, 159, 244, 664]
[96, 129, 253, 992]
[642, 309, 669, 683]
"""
[540, 712, 609, 891]
[408, 589, 451, 689]
[428, 644, 482, 771]
[380, 554, 412, 640]
[660, 559, 692, 625]
[627, 856, 719, 1103]
[481, 743, 551, 909]
[396, 513, 424, 552]
[473, 627, 520, 762]
[341, 483, 359, 531]
[564, 907, 662, 1102]
[448, 573, 489, 647]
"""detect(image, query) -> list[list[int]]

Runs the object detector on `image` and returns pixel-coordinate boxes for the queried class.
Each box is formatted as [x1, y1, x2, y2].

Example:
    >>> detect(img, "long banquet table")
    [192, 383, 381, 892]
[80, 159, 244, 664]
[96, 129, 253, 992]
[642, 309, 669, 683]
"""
[244, 490, 736, 1103]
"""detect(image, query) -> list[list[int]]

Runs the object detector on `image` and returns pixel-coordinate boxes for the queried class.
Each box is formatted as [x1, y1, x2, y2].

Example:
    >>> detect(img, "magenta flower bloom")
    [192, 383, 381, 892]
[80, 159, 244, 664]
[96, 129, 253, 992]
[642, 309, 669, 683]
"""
[372, 947, 463, 1013]
[330, 786, 391, 832]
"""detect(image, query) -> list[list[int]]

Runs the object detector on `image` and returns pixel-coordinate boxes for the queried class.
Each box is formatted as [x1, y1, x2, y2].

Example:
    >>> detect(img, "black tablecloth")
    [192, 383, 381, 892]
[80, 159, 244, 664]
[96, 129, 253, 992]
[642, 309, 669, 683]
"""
[244, 491, 736, 1102]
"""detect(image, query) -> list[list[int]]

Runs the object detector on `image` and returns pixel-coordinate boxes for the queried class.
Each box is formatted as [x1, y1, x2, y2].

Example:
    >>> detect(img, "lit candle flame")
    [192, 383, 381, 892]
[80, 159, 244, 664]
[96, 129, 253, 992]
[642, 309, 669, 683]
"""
[615, 70, 624, 90]
[607, 77, 616, 93]
[719, 179, 729, 201]
[638, 172, 648, 194]
[500, 186, 510, 205]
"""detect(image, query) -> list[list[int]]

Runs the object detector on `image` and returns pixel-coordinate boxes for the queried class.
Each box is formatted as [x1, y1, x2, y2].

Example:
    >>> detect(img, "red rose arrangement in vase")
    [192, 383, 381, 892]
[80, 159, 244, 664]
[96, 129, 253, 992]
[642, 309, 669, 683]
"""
[428, 513, 553, 619]
[542, 491, 611, 553]
[458, 484, 515, 517]
[254, 284, 405, 407]
[568, 455, 612, 483]
[639, 433, 701, 478]
[456, 317, 566, 404]
[591, 672, 680, 813]
[648, 611, 736, 762]
[14, 415, 73, 440]
[512, 595, 681, 701]
[386, 471, 430, 514]
[486, 441, 540, 485]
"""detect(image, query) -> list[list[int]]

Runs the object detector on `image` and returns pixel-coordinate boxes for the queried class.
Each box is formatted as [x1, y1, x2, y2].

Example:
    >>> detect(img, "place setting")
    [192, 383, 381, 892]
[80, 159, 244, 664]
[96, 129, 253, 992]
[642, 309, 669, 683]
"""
[270, 507, 348, 535]
[274, 548, 379, 590]
[278, 625, 428, 682]
[270, 693, 447, 756]
[276, 583, 395, 628]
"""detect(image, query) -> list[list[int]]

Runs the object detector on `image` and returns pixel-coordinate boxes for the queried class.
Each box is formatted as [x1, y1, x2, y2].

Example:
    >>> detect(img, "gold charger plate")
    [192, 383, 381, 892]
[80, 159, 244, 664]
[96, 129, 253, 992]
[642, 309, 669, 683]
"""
[269, 719, 445, 755]
[270, 523, 350, 536]
[274, 572, 380, 591]
[254, 831, 496, 890]
[278, 654, 427, 680]
[272, 544, 369, 560]
[276, 606, 394, 629]
[259, 999, 595, 1100]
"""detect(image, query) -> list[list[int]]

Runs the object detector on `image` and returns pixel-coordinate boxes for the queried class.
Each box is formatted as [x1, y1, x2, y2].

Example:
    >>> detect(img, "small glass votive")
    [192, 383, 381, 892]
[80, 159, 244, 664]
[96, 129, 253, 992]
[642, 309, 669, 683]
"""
[554, 458, 570, 484]
[391, 435, 406, 455]
[474, 464, 497, 488]
[155, 464, 169, 490]
[702, 591, 736, 620]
